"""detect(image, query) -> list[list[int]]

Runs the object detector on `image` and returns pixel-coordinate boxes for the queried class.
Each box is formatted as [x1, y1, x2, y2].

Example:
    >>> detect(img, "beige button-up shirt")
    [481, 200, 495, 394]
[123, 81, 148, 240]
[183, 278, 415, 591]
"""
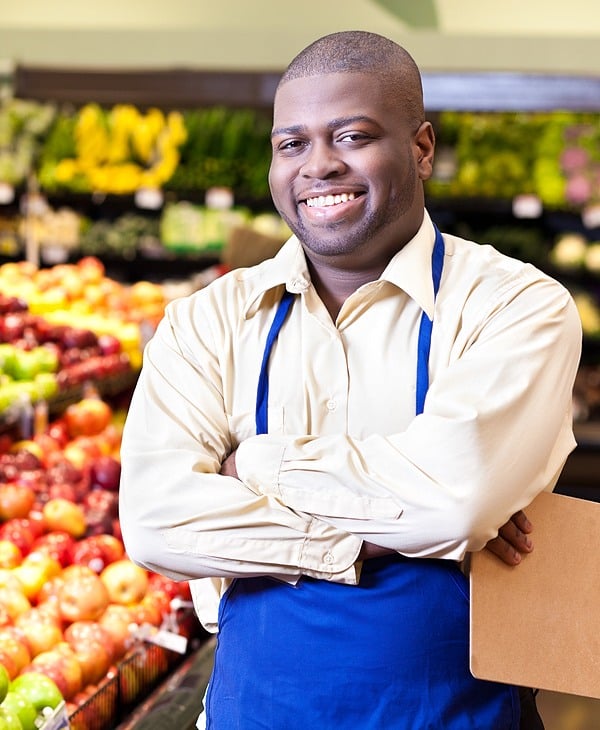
[119, 211, 582, 632]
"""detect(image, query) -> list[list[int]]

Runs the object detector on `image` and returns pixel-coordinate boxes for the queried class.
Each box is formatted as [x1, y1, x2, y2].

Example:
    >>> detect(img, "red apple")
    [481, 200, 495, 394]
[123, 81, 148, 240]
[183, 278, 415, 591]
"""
[89, 455, 121, 491]
[70, 537, 108, 573]
[112, 518, 122, 541]
[64, 620, 115, 682]
[31, 531, 75, 568]
[147, 573, 192, 602]
[47, 481, 77, 503]
[0, 629, 31, 677]
[100, 559, 149, 606]
[0, 518, 38, 557]
[93, 534, 125, 564]
[58, 570, 110, 623]
[14, 608, 63, 657]
[82, 488, 119, 519]
[72, 640, 112, 688]
[36, 574, 65, 605]
[130, 594, 165, 627]
[0, 539, 22, 568]
[64, 399, 112, 439]
[10, 449, 42, 472]
[98, 604, 135, 660]
[25, 643, 83, 700]
[46, 420, 70, 448]
[62, 438, 102, 470]
[12, 553, 62, 602]
[42, 498, 86, 538]
[0, 483, 35, 520]
[63, 620, 115, 655]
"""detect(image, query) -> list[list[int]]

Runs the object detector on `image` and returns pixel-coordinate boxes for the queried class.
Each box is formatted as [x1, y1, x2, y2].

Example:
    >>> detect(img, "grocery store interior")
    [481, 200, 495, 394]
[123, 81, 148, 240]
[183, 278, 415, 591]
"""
[1, 1, 600, 728]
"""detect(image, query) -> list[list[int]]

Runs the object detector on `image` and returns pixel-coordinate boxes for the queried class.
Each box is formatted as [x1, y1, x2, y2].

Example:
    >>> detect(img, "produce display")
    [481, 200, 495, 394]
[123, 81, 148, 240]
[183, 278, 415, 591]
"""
[0, 395, 199, 730]
[428, 111, 600, 209]
[0, 256, 170, 422]
[0, 100, 56, 189]
[38, 104, 188, 196]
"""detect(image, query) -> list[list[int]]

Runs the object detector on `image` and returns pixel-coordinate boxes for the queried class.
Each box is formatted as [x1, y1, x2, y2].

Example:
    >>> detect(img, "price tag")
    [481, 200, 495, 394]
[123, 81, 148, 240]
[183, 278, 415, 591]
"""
[20, 192, 48, 216]
[0, 183, 15, 204]
[582, 203, 600, 230]
[512, 194, 542, 219]
[205, 186, 234, 210]
[149, 628, 188, 654]
[135, 187, 164, 210]
[38, 701, 70, 730]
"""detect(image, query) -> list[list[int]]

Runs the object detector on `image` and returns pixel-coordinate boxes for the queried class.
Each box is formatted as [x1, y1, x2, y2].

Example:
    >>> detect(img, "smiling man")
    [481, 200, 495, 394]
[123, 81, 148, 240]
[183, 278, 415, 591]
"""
[119, 31, 581, 729]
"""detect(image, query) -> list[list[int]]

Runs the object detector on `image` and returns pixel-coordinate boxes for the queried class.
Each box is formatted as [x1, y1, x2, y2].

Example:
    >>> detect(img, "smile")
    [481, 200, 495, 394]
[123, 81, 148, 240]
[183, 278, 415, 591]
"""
[306, 192, 356, 208]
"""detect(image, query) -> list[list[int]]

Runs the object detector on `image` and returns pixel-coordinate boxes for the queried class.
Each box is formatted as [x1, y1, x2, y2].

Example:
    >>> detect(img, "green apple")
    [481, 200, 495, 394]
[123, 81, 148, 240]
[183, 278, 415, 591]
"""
[0, 692, 37, 730]
[7, 351, 39, 382]
[0, 706, 23, 730]
[9, 672, 63, 712]
[33, 373, 58, 400]
[31, 347, 59, 374]
[0, 663, 9, 703]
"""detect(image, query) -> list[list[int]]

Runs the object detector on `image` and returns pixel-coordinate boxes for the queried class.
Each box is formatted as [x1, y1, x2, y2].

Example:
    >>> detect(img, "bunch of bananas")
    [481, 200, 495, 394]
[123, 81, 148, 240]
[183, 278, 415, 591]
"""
[50, 103, 187, 194]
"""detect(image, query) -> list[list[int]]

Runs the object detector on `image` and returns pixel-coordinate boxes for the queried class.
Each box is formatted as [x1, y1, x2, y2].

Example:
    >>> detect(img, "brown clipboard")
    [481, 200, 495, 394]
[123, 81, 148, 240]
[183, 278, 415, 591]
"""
[470, 490, 600, 699]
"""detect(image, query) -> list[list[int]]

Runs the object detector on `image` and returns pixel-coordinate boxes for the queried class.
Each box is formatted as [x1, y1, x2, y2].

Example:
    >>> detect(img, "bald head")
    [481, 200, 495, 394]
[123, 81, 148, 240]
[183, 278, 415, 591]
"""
[279, 31, 425, 130]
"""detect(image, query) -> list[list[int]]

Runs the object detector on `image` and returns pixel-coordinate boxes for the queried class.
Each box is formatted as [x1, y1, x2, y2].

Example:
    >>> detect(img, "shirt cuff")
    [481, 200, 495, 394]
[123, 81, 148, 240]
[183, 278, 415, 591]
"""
[299, 517, 363, 584]
[236, 435, 363, 584]
[236, 434, 287, 498]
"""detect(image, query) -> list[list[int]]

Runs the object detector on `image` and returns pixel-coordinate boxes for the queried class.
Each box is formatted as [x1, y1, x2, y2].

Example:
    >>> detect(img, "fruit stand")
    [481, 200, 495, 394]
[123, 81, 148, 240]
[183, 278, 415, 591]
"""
[0, 255, 213, 730]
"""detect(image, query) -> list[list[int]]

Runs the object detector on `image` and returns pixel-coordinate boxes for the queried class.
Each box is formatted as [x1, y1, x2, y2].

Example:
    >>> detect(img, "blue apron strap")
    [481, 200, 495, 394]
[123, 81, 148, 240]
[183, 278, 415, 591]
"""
[255, 289, 295, 435]
[415, 225, 444, 416]
[256, 225, 445, 431]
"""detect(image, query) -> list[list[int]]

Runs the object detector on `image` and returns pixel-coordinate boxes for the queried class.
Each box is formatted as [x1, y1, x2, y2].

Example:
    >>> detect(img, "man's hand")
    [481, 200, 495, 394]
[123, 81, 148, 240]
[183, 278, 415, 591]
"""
[358, 541, 394, 561]
[485, 510, 533, 566]
[220, 450, 238, 479]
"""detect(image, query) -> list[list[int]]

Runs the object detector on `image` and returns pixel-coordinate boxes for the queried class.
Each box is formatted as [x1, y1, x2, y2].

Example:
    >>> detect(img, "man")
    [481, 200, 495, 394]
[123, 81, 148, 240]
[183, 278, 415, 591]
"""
[119, 31, 581, 729]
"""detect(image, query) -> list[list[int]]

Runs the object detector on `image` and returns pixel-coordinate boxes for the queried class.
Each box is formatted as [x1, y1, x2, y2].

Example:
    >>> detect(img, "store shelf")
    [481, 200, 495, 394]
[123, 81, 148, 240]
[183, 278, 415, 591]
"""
[115, 636, 215, 730]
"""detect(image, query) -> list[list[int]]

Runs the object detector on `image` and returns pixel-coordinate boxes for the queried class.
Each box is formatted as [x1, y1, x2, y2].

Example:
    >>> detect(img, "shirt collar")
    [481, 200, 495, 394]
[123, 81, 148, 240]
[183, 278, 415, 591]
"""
[380, 210, 438, 320]
[242, 209, 439, 320]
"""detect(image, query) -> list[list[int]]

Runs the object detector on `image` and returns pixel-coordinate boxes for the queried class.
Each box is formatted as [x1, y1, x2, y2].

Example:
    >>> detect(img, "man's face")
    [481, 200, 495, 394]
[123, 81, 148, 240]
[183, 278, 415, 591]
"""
[269, 72, 433, 268]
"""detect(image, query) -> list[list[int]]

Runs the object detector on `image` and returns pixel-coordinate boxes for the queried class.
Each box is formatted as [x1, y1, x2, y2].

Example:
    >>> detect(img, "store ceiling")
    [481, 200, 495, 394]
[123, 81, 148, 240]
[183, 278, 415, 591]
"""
[375, 0, 600, 35]
[1, 0, 600, 75]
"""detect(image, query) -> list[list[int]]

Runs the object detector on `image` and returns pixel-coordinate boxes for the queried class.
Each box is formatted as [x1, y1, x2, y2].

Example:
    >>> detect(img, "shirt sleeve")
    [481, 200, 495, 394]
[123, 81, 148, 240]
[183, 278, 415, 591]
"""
[235, 276, 582, 561]
[118, 299, 362, 584]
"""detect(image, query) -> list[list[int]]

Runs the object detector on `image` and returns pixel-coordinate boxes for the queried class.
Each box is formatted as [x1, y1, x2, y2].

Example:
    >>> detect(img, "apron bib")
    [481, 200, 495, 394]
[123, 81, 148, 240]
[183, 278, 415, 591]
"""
[205, 228, 519, 729]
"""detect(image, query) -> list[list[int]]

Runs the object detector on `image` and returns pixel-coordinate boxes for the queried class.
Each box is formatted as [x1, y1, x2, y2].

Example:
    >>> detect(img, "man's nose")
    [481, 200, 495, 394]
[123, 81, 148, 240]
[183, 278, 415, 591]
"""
[300, 141, 346, 179]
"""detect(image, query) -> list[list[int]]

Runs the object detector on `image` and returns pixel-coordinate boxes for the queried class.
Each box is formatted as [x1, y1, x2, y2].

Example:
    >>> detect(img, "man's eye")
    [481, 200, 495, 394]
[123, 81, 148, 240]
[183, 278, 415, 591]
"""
[338, 132, 368, 143]
[278, 139, 304, 151]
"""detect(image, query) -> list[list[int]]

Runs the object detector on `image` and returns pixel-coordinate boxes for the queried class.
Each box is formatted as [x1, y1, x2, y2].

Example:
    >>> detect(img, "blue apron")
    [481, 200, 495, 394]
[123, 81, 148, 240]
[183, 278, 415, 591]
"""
[205, 228, 519, 729]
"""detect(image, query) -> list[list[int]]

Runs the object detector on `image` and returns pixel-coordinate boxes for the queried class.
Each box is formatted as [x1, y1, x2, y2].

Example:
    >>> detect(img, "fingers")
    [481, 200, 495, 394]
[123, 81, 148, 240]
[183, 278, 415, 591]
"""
[510, 509, 533, 535]
[498, 515, 533, 553]
[485, 511, 534, 566]
[485, 535, 526, 566]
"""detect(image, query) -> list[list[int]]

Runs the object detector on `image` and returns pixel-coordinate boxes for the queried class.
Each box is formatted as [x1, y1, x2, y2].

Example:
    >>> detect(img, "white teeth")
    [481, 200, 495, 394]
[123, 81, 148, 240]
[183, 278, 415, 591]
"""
[306, 192, 355, 207]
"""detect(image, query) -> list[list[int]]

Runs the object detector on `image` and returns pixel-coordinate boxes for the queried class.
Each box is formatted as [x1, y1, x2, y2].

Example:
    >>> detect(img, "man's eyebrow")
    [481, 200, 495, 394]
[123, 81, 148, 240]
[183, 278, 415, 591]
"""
[271, 124, 306, 140]
[271, 115, 377, 139]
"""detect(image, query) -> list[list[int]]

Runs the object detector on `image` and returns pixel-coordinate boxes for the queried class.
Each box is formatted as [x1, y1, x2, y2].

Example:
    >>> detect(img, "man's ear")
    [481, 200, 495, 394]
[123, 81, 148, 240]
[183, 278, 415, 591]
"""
[415, 121, 435, 181]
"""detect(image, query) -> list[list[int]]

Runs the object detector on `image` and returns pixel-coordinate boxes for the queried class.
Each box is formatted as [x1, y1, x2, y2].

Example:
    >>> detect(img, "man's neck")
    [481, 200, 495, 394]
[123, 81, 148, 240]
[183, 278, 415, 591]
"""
[306, 259, 386, 321]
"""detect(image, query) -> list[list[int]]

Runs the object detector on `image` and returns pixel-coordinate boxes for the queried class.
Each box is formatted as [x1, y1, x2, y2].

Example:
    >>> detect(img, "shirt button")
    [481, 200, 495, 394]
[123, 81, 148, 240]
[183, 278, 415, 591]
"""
[323, 551, 334, 564]
[326, 399, 337, 411]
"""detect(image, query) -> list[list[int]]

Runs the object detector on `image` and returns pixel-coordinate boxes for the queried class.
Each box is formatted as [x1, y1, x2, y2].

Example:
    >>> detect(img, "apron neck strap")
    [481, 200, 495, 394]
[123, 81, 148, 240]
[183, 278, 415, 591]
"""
[255, 227, 445, 433]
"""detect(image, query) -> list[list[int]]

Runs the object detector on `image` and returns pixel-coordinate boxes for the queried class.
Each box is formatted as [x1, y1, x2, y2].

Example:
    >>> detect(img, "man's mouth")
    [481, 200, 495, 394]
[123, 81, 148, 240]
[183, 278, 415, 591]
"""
[305, 192, 357, 208]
